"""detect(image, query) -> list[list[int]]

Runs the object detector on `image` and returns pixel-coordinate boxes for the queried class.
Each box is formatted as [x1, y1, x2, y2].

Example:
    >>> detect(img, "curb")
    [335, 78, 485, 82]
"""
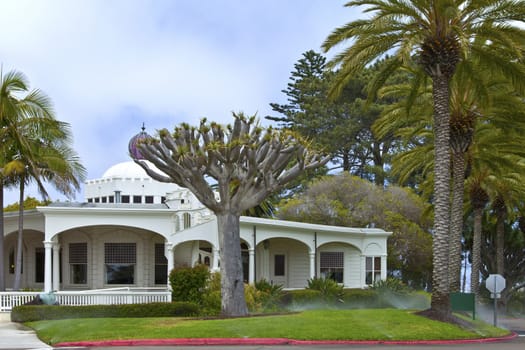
[54, 332, 518, 347]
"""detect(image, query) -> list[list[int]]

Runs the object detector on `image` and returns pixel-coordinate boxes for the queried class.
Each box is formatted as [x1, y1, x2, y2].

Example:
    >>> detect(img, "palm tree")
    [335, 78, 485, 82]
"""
[0, 68, 84, 290]
[486, 165, 525, 276]
[323, 0, 525, 318]
[466, 153, 525, 296]
[12, 118, 85, 290]
[0, 69, 49, 291]
[467, 173, 489, 297]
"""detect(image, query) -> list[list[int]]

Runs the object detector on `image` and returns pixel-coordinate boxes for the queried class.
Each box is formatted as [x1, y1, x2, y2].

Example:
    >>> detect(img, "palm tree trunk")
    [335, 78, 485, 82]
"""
[449, 151, 466, 292]
[470, 207, 483, 297]
[217, 212, 248, 317]
[495, 208, 505, 275]
[462, 251, 468, 293]
[430, 74, 452, 316]
[13, 180, 25, 290]
[0, 181, 5, 291]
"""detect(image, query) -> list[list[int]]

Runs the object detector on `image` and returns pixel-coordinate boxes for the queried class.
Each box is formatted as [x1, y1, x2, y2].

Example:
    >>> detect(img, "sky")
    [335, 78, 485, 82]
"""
[0, 0, 362, 204]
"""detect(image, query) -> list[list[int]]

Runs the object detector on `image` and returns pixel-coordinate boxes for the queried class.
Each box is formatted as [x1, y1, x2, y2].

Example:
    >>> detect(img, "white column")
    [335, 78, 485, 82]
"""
[381, 255, 387, 281]
[212, 247, 219, 271]
[43, 241, 53, 293]
[261, 247, 270, 280]
[361, 255, 367, 287]
[309, 251, 316, 279]
[52, 243, 61, 291]
[248, 248, 255, 284]
[165, 243, 174, 290]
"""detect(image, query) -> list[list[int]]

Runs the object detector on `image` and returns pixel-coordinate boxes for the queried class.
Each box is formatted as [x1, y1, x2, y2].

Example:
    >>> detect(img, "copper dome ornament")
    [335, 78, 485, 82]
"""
[128, 123, 152, 160]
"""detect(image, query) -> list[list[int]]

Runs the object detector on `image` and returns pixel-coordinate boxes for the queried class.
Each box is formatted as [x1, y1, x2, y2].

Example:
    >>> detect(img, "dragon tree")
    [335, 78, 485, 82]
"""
[132, 113, 329, 316]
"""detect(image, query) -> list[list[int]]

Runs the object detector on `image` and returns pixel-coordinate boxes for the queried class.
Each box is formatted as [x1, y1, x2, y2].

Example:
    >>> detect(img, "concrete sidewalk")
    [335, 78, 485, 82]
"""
[0, 313, 51, 350]
[500, 317, 525, 334]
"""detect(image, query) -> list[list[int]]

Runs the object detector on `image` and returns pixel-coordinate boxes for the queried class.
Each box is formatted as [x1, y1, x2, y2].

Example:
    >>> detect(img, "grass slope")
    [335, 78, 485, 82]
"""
[27, 309, 510, 345]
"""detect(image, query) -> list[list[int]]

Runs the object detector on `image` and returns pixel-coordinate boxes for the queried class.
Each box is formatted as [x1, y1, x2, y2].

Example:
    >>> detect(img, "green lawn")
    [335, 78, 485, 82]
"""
[27, 309, 510, 345]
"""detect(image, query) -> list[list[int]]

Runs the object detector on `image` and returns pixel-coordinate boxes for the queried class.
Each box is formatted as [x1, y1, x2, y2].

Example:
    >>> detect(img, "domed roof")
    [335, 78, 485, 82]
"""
[102, 161, 154, 179]
[128, 124, 152, 160]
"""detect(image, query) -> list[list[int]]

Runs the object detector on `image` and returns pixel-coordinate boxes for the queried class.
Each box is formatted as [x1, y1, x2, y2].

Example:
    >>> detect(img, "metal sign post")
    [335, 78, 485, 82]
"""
[485, 274, 505, 327]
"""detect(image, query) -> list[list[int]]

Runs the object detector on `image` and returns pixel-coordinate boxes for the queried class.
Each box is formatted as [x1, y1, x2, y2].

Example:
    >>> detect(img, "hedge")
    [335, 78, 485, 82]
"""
[11, 302, 199, 322]
[281, 288, 429, 310]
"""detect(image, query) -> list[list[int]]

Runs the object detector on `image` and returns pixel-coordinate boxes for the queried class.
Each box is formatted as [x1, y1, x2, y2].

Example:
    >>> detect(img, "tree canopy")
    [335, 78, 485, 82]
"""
[276, 173, 433, 288]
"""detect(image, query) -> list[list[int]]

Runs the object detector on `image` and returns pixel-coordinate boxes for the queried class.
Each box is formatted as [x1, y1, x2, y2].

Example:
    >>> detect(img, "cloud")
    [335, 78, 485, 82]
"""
[0, 0, 359, 204]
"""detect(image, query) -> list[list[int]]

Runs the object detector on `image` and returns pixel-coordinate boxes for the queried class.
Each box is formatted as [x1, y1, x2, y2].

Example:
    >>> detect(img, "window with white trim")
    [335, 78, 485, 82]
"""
[105, 243, 136, 284]
[154, 244, 167, 284]
[274, 254, 285, 276]
[366, 256, 381, 285]
[320, 252, 344, 283]
[9, 249, 15, 274]
[35, 248, 45, 283]
[183, 213, 191, 229]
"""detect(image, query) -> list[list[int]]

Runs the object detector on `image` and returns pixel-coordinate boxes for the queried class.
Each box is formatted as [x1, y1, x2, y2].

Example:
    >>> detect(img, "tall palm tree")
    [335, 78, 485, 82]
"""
[0, 69, 49, 291]
[11, 118, 85, 290]
[467, 172, 489, 297]
[323, 0, 525, 318]
[0, 68, 84, 290]
[486, 165, 525, 276]
[466, 152, 525, 296]
[378, 76, 525, 302]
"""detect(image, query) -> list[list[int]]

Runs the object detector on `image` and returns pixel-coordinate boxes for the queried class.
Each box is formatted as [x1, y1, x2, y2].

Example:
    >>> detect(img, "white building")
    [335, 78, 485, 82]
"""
[2, 128, 391, 293]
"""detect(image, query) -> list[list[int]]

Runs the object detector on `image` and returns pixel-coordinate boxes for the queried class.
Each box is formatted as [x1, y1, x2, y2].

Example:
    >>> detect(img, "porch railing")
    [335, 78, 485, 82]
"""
[0, 292, 40, 312]
[0, 289, 171, 312]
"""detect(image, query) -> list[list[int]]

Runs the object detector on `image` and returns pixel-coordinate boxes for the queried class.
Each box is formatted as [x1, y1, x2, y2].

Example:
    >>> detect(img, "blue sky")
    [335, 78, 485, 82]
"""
[0, 0, 361, 204]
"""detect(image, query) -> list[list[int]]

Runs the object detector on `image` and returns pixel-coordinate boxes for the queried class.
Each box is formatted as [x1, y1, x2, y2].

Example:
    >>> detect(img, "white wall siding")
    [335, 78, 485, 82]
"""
[344, 247, 362, 288]
[264, 238, 310, 289]
[288, 248, 310, 288]
[173, 241, 193, 267]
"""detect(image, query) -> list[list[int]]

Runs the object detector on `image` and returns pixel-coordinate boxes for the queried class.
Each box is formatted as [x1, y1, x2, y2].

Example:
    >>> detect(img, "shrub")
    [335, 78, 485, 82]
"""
[200, 272, 221, 316]
[369, 278, 411, 308]
[244, 283, 263, 312]
[282, 287, 428, 310]
[370, 277, 410, 294]
[11, 302, 199, 322]
[169, 264, 210, 304]
[254, 279, 284, 311]
[306, 277, 344, 304]
[284, 289, 323, 309]
[340, 289, 379, 308]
